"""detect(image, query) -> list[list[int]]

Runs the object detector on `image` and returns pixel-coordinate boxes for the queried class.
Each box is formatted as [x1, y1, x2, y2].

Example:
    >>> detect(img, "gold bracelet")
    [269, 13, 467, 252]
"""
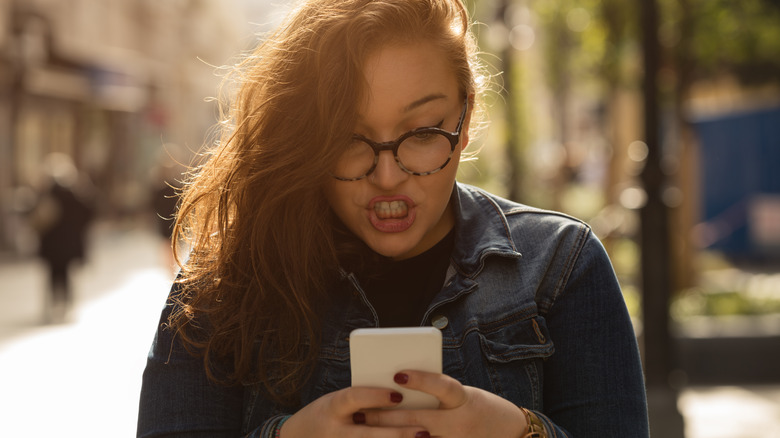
[519, 407, 548, 438]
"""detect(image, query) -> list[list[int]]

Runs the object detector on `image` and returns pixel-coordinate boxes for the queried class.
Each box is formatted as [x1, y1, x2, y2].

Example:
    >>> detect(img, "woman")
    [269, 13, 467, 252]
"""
[137, 0, 649, 437]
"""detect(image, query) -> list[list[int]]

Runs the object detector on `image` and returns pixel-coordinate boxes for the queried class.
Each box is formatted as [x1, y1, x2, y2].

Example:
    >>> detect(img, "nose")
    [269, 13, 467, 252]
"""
[370, 150, 408, 189]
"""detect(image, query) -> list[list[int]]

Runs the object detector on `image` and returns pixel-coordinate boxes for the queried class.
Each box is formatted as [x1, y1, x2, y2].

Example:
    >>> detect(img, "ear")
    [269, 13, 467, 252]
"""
[458, 93, 475, 152]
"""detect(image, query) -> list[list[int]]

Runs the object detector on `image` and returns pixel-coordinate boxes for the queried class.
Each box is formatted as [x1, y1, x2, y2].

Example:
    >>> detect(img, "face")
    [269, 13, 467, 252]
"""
[324, 42, 471, 260]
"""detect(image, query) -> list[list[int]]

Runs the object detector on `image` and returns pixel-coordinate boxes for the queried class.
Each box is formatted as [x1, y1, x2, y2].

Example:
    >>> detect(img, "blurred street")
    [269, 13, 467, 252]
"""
[1, 222, 779, 437]
[0, 221, 174, 437]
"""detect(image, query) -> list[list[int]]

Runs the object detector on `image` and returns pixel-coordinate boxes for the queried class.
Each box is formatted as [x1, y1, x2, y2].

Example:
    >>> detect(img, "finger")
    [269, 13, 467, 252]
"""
[361, 407, 440, 428]
[349, 425, 431, 438]
[394, 371, 468, 409]
[329, 387, 404, 416]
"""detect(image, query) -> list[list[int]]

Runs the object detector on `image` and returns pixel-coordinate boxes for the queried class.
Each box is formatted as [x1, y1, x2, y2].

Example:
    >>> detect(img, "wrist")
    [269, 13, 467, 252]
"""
[274, 415, 292, 438]
[518, 407, 547, 438]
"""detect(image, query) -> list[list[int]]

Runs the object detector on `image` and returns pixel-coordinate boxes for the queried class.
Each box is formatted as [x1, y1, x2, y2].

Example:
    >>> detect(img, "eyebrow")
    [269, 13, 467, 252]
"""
[403, 93, 448, 113]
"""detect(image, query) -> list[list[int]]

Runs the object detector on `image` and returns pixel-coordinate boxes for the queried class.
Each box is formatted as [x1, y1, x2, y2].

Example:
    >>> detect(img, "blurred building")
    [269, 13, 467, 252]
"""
[0, 0, 262, 254]
[692, 105, 780, 262]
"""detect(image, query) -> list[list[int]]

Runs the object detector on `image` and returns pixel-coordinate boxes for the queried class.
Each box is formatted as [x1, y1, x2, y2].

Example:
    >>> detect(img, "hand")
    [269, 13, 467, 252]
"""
[281, 386, 430, 438]
[359, 371, 528, 438]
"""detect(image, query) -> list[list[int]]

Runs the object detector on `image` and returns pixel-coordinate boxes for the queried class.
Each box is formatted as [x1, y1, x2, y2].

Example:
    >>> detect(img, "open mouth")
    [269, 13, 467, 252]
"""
[374, 200, 408, 219]
[368, 196, 415, 233]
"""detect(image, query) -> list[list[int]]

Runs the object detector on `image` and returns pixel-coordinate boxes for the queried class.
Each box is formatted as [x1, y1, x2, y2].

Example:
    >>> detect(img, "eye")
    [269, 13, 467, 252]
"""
[342, 136, 368, 156]
[412, 131, 439, 143]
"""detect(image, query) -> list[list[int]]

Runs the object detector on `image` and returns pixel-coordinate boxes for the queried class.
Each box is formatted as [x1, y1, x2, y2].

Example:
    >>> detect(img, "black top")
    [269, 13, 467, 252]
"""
[359, 230, 455, 327]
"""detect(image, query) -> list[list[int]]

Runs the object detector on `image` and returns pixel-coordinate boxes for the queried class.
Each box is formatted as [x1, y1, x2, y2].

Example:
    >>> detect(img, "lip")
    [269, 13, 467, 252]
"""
[367, 195, 416, 233]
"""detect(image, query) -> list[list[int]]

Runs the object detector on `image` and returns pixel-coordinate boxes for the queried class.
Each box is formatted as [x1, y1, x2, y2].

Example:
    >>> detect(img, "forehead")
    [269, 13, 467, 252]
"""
[360, 42, 459, 113]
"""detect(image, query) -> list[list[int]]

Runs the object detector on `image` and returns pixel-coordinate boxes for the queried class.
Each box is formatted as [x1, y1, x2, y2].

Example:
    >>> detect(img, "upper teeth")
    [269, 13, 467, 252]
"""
[375, 201, 408, 218]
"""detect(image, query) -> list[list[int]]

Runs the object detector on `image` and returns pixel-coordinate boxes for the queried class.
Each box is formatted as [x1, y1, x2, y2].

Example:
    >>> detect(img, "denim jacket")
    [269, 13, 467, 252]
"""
[138, 183, 649, 437]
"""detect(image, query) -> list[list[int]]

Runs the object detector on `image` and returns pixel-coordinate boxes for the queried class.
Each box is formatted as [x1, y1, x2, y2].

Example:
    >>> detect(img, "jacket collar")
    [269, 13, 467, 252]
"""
[450, 183, 522, 277]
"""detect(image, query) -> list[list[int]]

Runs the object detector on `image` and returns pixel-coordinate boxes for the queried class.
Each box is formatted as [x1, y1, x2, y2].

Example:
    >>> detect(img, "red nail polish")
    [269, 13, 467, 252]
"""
[353, 412, 366, 424]
[394, 373, 409, 384]
[390, 392, 403, 403]
[415, 431, 430, 438]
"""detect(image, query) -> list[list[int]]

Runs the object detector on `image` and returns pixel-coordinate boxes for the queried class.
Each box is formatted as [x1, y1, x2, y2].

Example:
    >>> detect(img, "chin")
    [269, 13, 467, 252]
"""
[376, 240, 426, 260]
[369, 244, 410, 259]
[364, 235, 416, 259]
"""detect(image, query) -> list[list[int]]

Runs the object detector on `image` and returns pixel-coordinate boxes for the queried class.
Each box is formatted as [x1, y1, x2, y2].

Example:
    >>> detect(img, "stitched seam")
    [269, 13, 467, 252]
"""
[481, 308, 537, 331]
[485, 351, 505, 398]
[442, 308, 540, 349]
[485, 347, 554, 361]
[473, 187, 517, 251]
[546, 224, 589, 315]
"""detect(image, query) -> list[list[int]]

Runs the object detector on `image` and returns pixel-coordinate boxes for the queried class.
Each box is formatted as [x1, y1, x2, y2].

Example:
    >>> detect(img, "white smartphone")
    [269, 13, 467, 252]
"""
[349, 327, 442, 409]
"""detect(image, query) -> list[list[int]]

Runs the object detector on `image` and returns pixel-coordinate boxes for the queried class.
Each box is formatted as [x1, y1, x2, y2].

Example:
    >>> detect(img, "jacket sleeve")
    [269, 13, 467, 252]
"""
[136, 286, 278, 438]
[540, 232, 650, 437]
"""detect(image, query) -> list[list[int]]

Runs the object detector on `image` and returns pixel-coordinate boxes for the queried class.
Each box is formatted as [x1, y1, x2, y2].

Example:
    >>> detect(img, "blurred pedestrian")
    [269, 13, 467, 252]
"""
[138, 0, 649, 437]
[31, 153, 94, 323]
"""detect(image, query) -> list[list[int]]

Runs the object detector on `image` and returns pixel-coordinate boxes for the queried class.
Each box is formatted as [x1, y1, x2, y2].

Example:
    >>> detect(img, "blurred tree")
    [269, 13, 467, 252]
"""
[657, 0, 780, 101]
[470, 0, 779, 271]
[462, 0, 532, 202]
[497, 0, 525, 202]
[657, 0, 780, 292]
[533, 0, 636, 211]
[534, 0, 575, 211]
[686, 0, 780, 86]
[596, 0, 635, 208]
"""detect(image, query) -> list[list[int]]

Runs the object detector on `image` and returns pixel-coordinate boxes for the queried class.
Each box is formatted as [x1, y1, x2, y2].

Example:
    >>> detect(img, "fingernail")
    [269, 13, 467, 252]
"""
[394, 373, 409, 384]
[415, 431, 431, 438]
[353, 412, 366, 424]
[390, 392, 403, 403]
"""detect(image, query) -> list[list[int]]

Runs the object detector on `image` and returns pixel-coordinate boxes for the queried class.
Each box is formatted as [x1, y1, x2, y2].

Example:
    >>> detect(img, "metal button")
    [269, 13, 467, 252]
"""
[431, 314, 449, 330]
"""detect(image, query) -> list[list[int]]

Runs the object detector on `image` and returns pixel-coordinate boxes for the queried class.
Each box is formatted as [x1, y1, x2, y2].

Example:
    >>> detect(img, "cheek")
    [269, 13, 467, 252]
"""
[433, 156, 460, 192]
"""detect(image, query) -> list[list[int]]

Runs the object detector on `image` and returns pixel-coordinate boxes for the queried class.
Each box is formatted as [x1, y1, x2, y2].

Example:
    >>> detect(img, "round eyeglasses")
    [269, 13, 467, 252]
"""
[332, 98, 469, 181]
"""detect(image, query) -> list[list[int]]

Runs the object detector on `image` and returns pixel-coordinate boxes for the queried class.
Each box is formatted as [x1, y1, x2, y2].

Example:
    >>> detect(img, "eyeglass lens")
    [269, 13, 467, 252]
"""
[332, 131, 453, 180]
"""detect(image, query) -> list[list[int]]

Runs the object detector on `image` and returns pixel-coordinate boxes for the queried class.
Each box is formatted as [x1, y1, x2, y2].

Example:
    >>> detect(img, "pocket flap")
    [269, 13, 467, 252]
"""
[478, 315, 554, 363]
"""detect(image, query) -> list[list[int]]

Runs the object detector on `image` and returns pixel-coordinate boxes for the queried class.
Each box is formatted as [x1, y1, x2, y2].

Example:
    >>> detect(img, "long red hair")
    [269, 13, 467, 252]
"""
[169, 0, 485, 406]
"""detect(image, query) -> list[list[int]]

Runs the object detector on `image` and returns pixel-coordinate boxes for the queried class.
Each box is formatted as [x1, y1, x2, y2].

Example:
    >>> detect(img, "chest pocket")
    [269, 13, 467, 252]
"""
[475, 314, 554, 409]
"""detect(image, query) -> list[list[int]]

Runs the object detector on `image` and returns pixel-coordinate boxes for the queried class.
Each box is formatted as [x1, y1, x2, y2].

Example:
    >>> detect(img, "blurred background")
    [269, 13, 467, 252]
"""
[0, 0, 779, 436]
